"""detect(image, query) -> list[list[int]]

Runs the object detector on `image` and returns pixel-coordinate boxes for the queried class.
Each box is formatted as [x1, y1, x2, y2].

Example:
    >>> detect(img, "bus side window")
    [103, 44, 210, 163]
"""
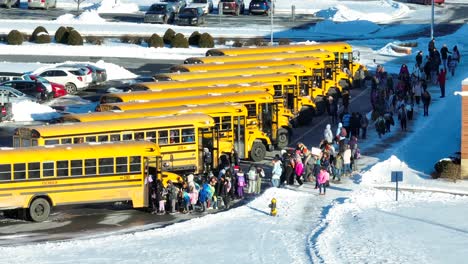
[182, 128, 195, 142]
[85, 159, 97, 175]
[13, 163, 26, 180]
[158, 131, 168, 145]
[71, 160, 83, 176]
[146, 131, 156, 143]
[122, 134, 132, 141]
[0, 164, 11, 181]
[325, 68, 333, 80]
[135, 132, 144, 141]
[110, 134, 120, 142]
[45, 139, 59, 145]
[61, 138, 72, 144]
[73, 137, 84, 144]
[130, 156, 141, 172]
[57, 160, 69, 177]
[28, 162, 40, 179]
[43, 162, 55, 177]
[98, 135, 109, 142]
[116, 157, 128, 173]
[170, 129, 180, 144]
[99, 158, 114, 174]
[86, 136, 96, 143]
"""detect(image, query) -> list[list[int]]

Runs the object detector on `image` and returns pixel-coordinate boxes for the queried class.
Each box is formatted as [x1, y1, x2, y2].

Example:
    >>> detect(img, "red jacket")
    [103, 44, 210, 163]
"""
[438, 70, 446, 85]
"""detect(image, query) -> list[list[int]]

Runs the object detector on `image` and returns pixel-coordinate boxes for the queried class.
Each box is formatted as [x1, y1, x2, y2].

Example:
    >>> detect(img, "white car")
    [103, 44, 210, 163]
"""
[188, 0, 213, 14]
[57, 64, 94, 85]
[34, 67, 88, 94]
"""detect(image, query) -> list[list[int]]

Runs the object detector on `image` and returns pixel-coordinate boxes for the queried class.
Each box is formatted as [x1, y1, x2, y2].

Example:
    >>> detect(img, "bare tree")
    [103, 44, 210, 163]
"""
[74, 0, 87, 12]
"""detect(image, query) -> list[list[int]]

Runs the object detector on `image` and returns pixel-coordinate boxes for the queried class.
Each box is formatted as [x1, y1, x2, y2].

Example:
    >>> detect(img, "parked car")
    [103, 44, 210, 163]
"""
[248, 0, 272, 15]
[34, 68, 88, 94]
[0, 80, 51, 101]
[161, 0, 187, 13]
[176, 7, 206, 26]
[0, 86, 38, 103]
[0, 0, 19, 8]
[0, 72, 23, 82]
[23, 75, 67, 98]
[57, 63, 107, 84]
[144, 3, 176, 24]
[28, 0, 57, 9]
[219, 0, 244, 15]
[407, 0, 444, 4]
[187, 0, 213, 14]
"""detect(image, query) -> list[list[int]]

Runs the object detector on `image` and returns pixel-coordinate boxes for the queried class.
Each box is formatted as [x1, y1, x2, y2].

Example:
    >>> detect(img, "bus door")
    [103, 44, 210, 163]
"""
[200, 127, 219, 173]
[233, 116, 246, 160]
[260, 103, 274, 141]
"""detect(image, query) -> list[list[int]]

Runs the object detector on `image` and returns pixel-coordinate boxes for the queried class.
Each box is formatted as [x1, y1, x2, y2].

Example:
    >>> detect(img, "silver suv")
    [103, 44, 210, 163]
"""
[161, 0, 187, 13]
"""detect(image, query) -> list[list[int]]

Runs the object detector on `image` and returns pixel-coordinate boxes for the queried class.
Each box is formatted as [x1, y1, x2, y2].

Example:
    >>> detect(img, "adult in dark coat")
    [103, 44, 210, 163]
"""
[350, 112, 361, 139]
[421, 88, 431, 116]
[440, 44, 451, 70]
[284, 157, 295, 185]
[415, 51, 423, 69]
[326, 96, 338, 125]
[342, 90, 350, 112]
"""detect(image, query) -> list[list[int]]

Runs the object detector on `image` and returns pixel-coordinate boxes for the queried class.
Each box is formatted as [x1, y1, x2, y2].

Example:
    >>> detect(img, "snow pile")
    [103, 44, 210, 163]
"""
[360, 155, 422, 186]
[94, 60, 138, 80]
[12, 101, 60, 122]
[56, 10, 106, 24]
[376, 42, 412, 57]
[312, 188, 468, 263]
[314, 0, 410, 23]
[96, 0, 140, 13]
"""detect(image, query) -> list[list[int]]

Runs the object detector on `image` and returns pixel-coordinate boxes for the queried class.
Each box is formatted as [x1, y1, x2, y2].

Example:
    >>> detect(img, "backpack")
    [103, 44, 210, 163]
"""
[354, 148, 361, 159]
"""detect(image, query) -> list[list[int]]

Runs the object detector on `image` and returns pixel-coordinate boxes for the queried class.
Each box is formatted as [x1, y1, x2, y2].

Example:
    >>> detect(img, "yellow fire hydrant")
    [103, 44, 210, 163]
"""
[269, 198, 277, 216]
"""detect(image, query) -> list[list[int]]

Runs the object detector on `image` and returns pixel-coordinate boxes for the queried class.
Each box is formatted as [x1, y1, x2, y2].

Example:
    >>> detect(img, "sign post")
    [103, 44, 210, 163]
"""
[391, 171, 403, 201]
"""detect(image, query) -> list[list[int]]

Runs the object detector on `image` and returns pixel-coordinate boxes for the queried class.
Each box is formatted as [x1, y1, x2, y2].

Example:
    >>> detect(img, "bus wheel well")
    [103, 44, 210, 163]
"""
[276, 128, 290, 150]
[297, 106, 315, 126]
[28, 195, 52, 222]
[313, 96, 326, 116]
[339, 79, 352, 90]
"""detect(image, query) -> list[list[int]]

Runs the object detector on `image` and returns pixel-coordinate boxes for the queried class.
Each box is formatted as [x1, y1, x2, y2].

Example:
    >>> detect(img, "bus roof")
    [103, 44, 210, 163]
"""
[63, 103, 247, 123]
[171, 57, 325, 73]
[99, 83, 272, 104]
[205, 42, 352, 56]
[22, 113, 214, 138]
[98, 91, 274, 112]
[136, 73, 296, 91]
[183, 49, 335, 65]
[0, 141, 160, 161]
[154, 64, 310, 81]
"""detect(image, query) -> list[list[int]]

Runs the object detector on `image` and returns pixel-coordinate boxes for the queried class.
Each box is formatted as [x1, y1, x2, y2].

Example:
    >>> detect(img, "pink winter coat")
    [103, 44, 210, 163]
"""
[295, 161, 304, 176]
[317, 169, 329, 184]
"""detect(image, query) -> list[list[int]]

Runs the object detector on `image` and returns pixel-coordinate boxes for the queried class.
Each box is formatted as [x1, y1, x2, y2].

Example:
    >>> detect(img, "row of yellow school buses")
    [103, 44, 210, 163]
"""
[1, 42, 366, 221]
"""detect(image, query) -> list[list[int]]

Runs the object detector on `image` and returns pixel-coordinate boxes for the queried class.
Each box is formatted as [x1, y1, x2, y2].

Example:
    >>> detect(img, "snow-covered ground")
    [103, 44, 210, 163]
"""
[0, 0, 468, 263]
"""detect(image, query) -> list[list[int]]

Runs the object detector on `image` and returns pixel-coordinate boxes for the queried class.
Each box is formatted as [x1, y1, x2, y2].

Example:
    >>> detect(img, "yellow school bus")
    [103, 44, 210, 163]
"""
[14, 113, 226, 176]
[99, 83, 272, 104]
[206, 42, 366, 87]
[132, 73, 293, 91]
[153, 64, 310, 81]
[97, 91, 293, 149]
[61, 104, 272, 162]
[99, 79, 314, 126]
[0, 141, 182, 222]
[182, 49, 335, 65]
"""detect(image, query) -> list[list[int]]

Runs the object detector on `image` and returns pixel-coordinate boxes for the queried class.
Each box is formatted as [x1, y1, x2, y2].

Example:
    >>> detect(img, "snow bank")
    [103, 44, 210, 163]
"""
[12, 101, 60, 122]
[313, 20, 380, 37]
[56, 10, 106, 24]
[96, 0, 140, 13]
[312, 188, 468, 263]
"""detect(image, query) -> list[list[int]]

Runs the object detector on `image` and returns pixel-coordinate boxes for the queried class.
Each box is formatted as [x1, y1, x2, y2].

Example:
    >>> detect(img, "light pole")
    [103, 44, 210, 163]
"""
[431, 0, 434, 39]
[270, 1, 274, 45]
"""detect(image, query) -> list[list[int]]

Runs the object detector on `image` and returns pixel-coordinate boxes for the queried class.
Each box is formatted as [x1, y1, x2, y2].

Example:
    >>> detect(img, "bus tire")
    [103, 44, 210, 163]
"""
[276, 128, 289, 149]
[29, 198, 51, 222]
[250, 141, 266, 162]
[339, 79, 351, 90]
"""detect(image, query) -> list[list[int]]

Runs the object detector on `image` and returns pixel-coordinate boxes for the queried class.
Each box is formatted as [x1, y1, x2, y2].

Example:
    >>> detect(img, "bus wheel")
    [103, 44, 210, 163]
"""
[339, 79, 351, 90]
[314, 96, 326, 116]
[276, 128, 289, 149]
[250, 142, 266, 162]
[29, 198, 51, 222]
